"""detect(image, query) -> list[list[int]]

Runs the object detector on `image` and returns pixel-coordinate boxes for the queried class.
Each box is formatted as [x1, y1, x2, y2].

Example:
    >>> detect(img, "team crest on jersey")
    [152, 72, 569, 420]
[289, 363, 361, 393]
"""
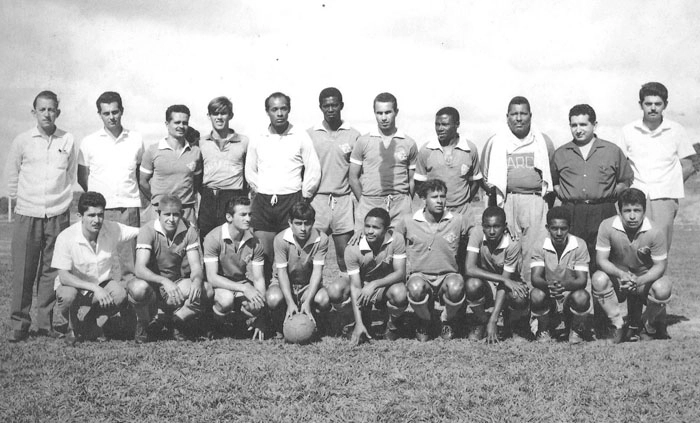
[339, 143, 352, 154]
[395, 148, 408, 162]
[186, 161, 197, 172]
[443, 232, 458, 244]
[243, 253, 252, 264]
[460, 164, 469, 176]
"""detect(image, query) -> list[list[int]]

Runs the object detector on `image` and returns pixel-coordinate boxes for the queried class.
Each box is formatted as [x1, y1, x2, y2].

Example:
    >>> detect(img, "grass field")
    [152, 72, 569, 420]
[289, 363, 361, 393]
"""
[1, 189, 700, 422]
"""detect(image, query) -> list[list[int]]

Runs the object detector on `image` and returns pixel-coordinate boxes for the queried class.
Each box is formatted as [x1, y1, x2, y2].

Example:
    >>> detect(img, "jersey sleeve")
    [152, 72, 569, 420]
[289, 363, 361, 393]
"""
[349, 136, 366, 166]
[530, 241, 545, 269]
[391, 232, 407, 259]
[407, 140, 418, 170]
[202, 230, 221, 264]
[466, 226, 482, 254]
[140, 144, 155, 175]
[596, 221, 612, 252]
[344, 245, 362, 276]
[193, 148, 203, 176]
[313, 234, 329, 265]
[136, 225, 155, 250]
[504, 240, 522, 274]
[649, 229, 668, 261]
[273, 233, 289, 268]
[414, 147, 428, 181]
[572, 237, 590, 272]
[250, 239, 265, 265]
[118, 222, 140, 242]
[184, 226, 200, 251]
[468, 141, 483, 181]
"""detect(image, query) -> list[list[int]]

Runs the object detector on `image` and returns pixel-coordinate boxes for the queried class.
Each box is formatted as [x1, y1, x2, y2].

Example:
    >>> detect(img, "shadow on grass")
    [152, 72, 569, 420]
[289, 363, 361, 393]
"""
[666, 314, 689, 326]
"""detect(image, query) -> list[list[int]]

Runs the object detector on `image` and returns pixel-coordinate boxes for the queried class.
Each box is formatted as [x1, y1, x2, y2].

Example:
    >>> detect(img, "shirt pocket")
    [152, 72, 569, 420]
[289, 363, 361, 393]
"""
[597, 164, 615, 182]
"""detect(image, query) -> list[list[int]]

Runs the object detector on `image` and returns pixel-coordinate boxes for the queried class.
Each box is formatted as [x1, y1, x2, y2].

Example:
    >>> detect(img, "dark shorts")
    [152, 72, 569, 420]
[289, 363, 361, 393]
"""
[198, 187, 248, 239]
[251, 191, 303, 233]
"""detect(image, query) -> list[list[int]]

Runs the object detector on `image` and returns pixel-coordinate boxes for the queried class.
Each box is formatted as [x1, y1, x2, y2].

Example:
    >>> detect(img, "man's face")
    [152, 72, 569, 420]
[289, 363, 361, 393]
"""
[266, 96, 290, 131]
[569, 114, 596, 144]
[227, 205, 252, 232]
[209, 109, 232, 132]
[423, 189, 446, 215]
[158, 203, 182, 235]
[320, 96, 343, 125]
[507, 103, 532, 139]
[546, 218, 570, 248]
[32, 97, 60, 132]
[166, 112, 190, 139]
[620, 203, 646, 231]
[640, 95, 666, 125]
[435, 114, 459, 143]
[99, 102, 123, 132]
[482, 215, 506, 244]
[289, 218, 313, 243]
[80, 206, 105, 238]
[363, 216, 388, 244]
[374, 101, 397, 132]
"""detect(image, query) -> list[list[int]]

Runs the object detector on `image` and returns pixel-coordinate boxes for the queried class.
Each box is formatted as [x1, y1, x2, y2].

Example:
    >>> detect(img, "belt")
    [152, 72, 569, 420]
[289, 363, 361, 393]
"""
[564, 198, 615, 205]
[506, 191, 541, 196]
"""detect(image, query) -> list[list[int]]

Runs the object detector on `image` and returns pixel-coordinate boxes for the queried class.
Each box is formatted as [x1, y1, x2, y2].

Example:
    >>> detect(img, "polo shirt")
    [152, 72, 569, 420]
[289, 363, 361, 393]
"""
[245, 123, 321, 197]
[199, 130, 248, 190]
[596, 216, 667, 276]
[552, 137, 633, 202]
[530, 235, 590, 282]
[203, 223, 265, 282]
[79, 128, 144, 208]
[350, 128, 417, 196]
[140, 138, 202, 205]
[307, 121, 361, 195]
[136, 219, 199, 281]
[621, 118, 695, 200]
[506, 136, 542, 193]
[394, 210, 470, 275]
[414, 136, 482, 208]
[274, 228, 328, 286]
[6, 127, 77, 218]
[466, 226, 522, 275]
[52, 220, 140, 288]
[345, 231, 407, 282]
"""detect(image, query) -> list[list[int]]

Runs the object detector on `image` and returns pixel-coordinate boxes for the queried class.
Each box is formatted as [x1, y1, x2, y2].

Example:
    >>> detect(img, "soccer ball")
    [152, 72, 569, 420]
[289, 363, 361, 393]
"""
[283, 313, 316, 344]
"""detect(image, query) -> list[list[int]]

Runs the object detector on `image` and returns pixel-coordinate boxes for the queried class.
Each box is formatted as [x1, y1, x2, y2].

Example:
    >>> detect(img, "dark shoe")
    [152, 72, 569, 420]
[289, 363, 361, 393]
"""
[655, 322, 671, 340]
[440, 321, 455, 341]
[415, 320, 431, 342]
[626, 326, 641, 342]
[64, 331, 84, 346]
[568, 329, 584, 345]
[639, 329, 655, 342]
[383, 319, 400, 341]
[134, 321, 149, 344]
[8, 330, 29, 343]
[611, 327, 626, 344]
[34, 329, 65, 339]
[536, 330, 553, 342]
[467, 324, 485, 342]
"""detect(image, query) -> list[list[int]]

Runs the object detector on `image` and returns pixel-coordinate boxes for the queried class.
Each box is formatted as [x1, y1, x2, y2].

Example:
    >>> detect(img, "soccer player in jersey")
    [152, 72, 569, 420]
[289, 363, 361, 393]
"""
[395, 179, 471, 341]
[464, 206, 528, 343]
[530, 207, 591, 344]
[203, 197, 267, 340]
[592, 188, 671, 343]
[128, 195, 214, 343]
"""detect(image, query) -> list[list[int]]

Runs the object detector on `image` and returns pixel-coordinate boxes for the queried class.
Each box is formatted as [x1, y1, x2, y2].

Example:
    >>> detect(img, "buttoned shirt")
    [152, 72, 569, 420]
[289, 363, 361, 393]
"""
[200, 130, 248, 191]
[136, 219, 199, 281]
[530, 235, 589, 282]
[467, 227, 521, 275]
[140, 138, 202, 205]
[245, 124, 321, 197]
[596, 216, 667, 276]
[345, 231, 406, 282]
[552, 137, 633, 201]
[274, 228, 328, 286]
[307, 121, 360, 195]
[79, 128, 143, 208]
[6, 127, 77, 218]
[203, 223, 264, 282]
[621, 119, 695, 200]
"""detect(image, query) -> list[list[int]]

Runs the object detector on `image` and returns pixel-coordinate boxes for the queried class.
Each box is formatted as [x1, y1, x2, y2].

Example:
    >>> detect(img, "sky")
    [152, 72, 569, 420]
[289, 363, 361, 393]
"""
[1, 0, 699, 196]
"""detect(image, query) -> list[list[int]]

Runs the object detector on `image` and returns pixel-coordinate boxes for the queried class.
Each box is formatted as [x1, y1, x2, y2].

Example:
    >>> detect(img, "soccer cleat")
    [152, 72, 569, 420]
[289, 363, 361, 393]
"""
[626, 326, 641, 342]
[34, 329, 64, 339]
[134, 321, 149, 344]
[415, 321, 431, 342]
[655, 322, 671, 340]
[64, 331, 84, 346]
[440, 321, 455, 341]
[172, 326, 188, 342]
[467, 324, 485, 342]
[7, 330, 29, 343]
[536, 330, 553, 342]
[383, 320, 400, 341]
[611, 327, 626, 344]
[568, 329, 584, 345]
[639, 329, 655, 342]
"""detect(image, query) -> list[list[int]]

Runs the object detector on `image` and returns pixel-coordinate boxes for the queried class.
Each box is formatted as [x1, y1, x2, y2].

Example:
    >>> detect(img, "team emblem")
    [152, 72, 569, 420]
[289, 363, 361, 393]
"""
[460, 164, 469, 176]
[443, 232, 458, 244]
[186, 161, 197, 172]
[339, 143, 352, 154]
[395, 148, 408, 162]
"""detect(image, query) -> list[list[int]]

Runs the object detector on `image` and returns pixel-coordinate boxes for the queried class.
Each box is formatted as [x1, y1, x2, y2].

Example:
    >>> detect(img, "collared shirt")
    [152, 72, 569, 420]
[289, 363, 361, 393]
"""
[552, 137, 633, 201]
[345, 231, 407, 282]
[200, 130, 249, 190]
[621, 118, 695, 199]
[140, 138, 203, 205]
[6, 127, 77, 218]
[414, 136, 483, 208]
[273, 228, 328, 286]
[136, 219, 199, 281]
[245, 123, 321, 197]
[202, 223, 264, 282]
[530, 235, 589, 282]
[52, 220, 140, 288]
[596, 216, 667, 276]
[79, 128, 144, 208]
[307, 121, 361, 195]
[350, 128, 418, 196]
[466, 227, 522, 275]
[394, 210, 471, 275]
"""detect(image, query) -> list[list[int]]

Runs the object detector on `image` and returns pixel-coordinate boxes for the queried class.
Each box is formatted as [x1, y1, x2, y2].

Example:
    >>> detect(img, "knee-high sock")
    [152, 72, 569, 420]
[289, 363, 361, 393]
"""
[442, 294, 465, 322]
[409, 293, 431, 321]
[570, 307, 590, 332]
[531, 307, 551, 332]
[466, 296, 489, 324]
[627, 295, 644, 328]
[593, 287, 623, 329]
[643, 294, 670, 334]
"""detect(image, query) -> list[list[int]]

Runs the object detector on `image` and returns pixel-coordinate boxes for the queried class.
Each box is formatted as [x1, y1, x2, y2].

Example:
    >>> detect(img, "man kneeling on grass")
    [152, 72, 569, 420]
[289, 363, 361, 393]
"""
[530, 206, 592, 344]
[592, 188, 671, 343]
[128, 195, 214, 343]
[52, 192, 139, 345]
[203, 196, 267, 339]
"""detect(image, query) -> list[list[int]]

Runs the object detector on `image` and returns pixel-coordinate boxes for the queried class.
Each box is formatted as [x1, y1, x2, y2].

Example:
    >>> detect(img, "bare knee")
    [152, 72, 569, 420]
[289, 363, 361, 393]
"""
[314, 288, 331, 312]
[530, 288, 549, 311]
[569, 289, 590, 313]
[127, 279, 154, 304]
[591, 271, 613, 293]
[266, 285, 285, 310]
[325, 277, 350, 304]
[465, 278, 486, 302]
[650, 278, 672, 302]
[406, 276, 429, 302]
[56, 286, 78, 306]
[387, 283, 408, 308]
[508, 291, 530, 310]
[443, 274, 465, 302]
[214, 289, 236, 313]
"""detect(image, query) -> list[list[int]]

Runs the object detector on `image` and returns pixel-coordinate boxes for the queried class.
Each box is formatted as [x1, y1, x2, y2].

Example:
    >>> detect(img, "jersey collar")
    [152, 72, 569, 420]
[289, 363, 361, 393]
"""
[359, 232, 394, 252]
[312, 120, 351, 132]
[480, 233, 511, 250]
[611, 216, 653, 233]
[369, 127, 407, 139]
[413, 209, 454, 223]
[542, 235, 579, 256]
[425, 135, 471, 152]
[154, 219, 188, 238]
[282, 227, 322, 247]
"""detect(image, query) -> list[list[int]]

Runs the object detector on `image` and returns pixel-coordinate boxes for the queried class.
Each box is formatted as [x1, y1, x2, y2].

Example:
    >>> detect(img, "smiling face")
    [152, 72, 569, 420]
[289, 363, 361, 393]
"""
[158, 202, 182, 236]
[569, 114, 596, 144]
[32, 97, 60, 133]
[80, 206, 105, 238]
[166, 112, 190, 140]
[227, 204, 252, 232]
[208, 109, 232, 133]
[363, 216, 388, 245]
[435, 114, 459, 144]
[507, 103, 532, 139]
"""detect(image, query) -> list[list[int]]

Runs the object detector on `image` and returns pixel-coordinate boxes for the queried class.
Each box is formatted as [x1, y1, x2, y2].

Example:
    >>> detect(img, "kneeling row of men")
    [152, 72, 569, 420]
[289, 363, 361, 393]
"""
[52, 180, 671, 345]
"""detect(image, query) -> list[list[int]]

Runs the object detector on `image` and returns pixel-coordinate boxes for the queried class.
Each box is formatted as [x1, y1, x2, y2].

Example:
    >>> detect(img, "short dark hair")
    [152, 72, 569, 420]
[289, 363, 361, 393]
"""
[568, 104, 596, 124]
[265, 92, 291, 111]
[373, 92, 398, 111]
[289, 201, 316, 222]
[158, 195, 183, 212]
[185, 126, 200, 146]
[436, 106, 460, 125]
[78, 191, 106, 214]
[546, 206, 571, 226]
[618, 188, 647, 212]
[165, 104, 190, 122]
[507, 96, 531, 113]
[96, 91, 123, 112]
[365, 207, 391, 229]
[207, 96, 233, 115]
[418, 178, 447, 198]
[482, 206, 506, 224]
[225, 196, 251, 216]
[319, 87, 343, 104]
[639, 82, 668, 104]
[33, 90, 59, 109]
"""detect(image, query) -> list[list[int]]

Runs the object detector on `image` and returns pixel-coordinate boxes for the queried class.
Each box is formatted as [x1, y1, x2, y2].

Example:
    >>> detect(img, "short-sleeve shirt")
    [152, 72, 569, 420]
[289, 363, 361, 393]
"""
[394, 210, 471, 275]
[596, 216, 667, 276]
[274, 228, 328, 286]
[203, 223, 264, 282]
[466, 227, 522, 276]
[136, 219, 199, 281]
[307, 121, 360, 196]
[140, 138, 203, 205]
[345, 231, 406, 283]
[199, 130, 248, 191]
[350, 128, 418, 196]
[414, 137, 482, 208]
[52, 220, 140, 288]
[530, 235, 590, 282]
